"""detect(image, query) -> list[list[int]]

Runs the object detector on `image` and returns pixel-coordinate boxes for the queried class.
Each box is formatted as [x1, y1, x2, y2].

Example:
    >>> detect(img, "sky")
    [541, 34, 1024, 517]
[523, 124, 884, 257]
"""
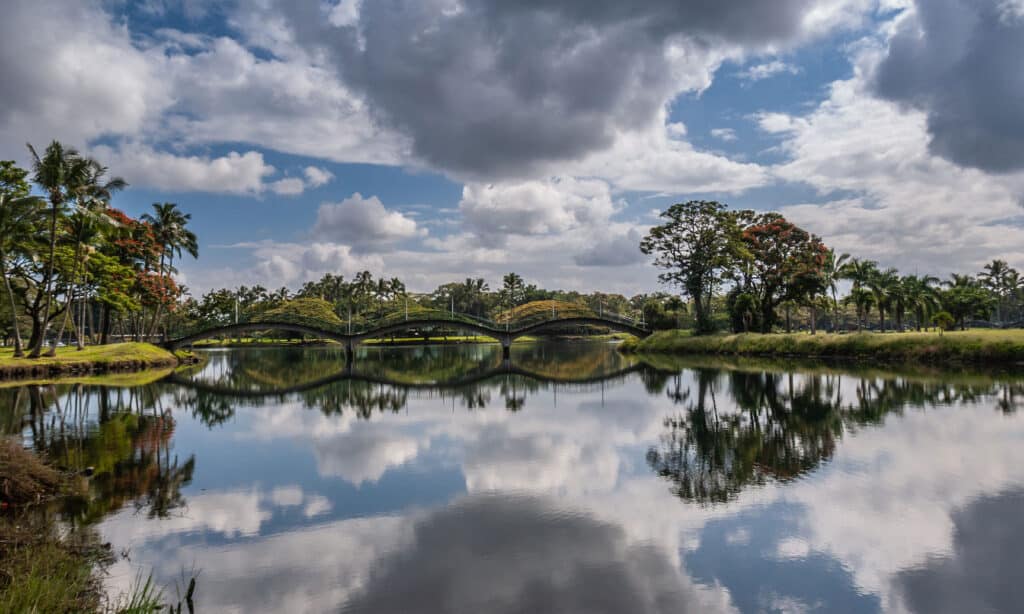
[2, 0, 1023, 296]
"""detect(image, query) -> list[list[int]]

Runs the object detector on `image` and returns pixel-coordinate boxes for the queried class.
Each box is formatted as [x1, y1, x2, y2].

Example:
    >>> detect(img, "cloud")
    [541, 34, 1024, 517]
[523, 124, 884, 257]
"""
[0, 0, 169, 156]
[340, 494, 735, 614]
[311, 193, 424, 250]
[893, 488, 1024, 613]
[90, 143, 278, 194]
[762, 42, 1024, 274]
[574, 229, 646, 267]
[459, 177, 618, 239]
[261, 0, 870, 181]
[303, 166, 334, 187]
[870, 0, 1024, 172]
[737, 60, 802, 81]
[268, 165, 335, 195]
[710, 128, 738, 142]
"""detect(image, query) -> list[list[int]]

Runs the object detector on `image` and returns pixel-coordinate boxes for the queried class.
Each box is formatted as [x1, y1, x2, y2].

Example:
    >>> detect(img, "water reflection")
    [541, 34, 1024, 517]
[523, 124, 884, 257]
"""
[3, 345, 1024, 613]
[646, 360, 1024, 505]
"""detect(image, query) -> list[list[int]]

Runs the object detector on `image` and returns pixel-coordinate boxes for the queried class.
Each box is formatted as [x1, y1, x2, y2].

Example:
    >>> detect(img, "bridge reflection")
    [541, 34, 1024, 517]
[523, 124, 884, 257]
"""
[164, 359, 651, 399]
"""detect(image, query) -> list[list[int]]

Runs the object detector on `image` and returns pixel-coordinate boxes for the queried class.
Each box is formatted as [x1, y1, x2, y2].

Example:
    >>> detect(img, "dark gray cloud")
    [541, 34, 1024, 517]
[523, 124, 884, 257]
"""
[263, 0, 853, 180]
[895, 488, 1024, 613]
[574, 229, 646, 266]
[340, 493, 729, 613]
[872, 0, 1024, 173]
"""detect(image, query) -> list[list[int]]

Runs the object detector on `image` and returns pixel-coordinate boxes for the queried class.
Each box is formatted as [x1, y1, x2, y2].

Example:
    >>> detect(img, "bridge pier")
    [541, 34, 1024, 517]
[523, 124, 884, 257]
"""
[500, 335, 511, 360]
[345, 339, 355, 364]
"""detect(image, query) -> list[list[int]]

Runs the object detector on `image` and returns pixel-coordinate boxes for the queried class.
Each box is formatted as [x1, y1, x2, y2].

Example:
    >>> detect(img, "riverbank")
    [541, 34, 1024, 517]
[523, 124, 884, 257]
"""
[0, 343, 198, 381]
[624, 329, 1024, 363]
[0, 439, 178, 612]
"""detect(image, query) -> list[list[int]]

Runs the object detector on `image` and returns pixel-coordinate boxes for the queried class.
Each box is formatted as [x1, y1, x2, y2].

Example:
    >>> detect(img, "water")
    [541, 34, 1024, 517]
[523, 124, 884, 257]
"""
[4, 342, 1024, 613]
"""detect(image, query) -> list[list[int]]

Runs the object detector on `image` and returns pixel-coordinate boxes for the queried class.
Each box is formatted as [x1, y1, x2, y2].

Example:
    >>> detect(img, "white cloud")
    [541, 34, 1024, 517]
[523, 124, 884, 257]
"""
[710, 128, 738, 142]
[459, 177, 618, 239]
[737, 60, 802, 81]
[90, 143, 277, 194]
[571, 118, 771, 194]
[312, 193, 424, 250]
[303, 166, 334, 188]
[0, 0, 169, 158]
[268, 177, 307, 196]
[763, 41, 1024, 273]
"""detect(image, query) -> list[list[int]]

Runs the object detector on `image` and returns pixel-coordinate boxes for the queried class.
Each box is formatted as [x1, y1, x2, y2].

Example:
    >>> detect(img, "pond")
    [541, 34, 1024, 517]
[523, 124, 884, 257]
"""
[3, 342, 1024, 613]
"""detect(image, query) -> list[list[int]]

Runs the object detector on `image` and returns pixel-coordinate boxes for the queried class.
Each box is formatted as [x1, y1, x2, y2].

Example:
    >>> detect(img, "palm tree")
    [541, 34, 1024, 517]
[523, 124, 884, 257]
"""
[141, 203, 196, 337]
[52, 160, 126, 349]
[1004, 270, 1023, 322]
[867, 268, 900, 332]
[980, 259, 1011, 323]
[26, 141, 92, 357]
[839, 258, 878, 330]
[822, 250, 849, 331]
[902, 274, 941, 331]
[0, 192, 45, 356]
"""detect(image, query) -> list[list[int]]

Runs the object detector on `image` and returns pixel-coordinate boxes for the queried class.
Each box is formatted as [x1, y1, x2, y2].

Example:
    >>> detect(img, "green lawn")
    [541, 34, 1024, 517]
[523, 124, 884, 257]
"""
[0, 342, 180, 380]
[631, 329, 1024, 363]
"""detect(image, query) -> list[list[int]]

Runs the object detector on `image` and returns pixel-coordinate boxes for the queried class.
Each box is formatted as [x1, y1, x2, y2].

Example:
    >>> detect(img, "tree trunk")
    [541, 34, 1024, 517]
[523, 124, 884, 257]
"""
[0, 251, 24, 356]
[810, 304, 817, 335]
[879, 308, 885, 333]
[100, 303, 111, 345]
[29, 202, 61, 358]
[785, 304, 792, 333]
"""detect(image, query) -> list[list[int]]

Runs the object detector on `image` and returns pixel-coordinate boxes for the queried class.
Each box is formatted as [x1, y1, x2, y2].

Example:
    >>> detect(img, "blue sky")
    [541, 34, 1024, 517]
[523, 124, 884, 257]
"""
[2, 0, 1023, 295]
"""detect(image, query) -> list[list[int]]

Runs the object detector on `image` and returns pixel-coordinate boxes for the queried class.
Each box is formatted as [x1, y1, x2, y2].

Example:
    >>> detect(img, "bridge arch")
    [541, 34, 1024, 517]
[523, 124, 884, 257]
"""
[165, 321, 351, 349]
[510, 316, 649, 340]
[164, 315, 650, 351]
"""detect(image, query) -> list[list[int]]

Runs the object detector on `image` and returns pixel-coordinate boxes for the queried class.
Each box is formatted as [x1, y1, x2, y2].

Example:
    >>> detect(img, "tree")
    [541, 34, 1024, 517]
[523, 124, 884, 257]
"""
[822, 251, 849, 331]
[738, 213, 829, 333]
[902, 274, 941, 331]
[141, 202, 196, 338]
[866, 268, 900, 332]
[980, 259, 1012, 323]
[839, 258, 878, 331]
[501, 272, 526, 309]
[53, 160, 126, 349]
[0, 162, 44, 356]
[941, 275, 993, 330]
[932, 311, 955, 334]
[640, 201, 743, 333]
[25, 141, 91, 356]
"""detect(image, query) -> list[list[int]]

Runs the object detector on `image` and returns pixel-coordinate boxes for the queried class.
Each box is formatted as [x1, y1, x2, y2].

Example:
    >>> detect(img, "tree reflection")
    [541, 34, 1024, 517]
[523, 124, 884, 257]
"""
[647, 364, 1024, 505]
[9, 384, 196, 525]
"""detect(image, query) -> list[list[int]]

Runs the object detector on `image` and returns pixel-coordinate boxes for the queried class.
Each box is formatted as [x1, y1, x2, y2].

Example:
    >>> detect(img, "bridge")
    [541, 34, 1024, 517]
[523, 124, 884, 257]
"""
[163, 311, 650, 358]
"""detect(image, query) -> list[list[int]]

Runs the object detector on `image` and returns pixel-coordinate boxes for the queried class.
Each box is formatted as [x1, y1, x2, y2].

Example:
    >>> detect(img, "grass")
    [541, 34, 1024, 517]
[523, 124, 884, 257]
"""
[0, 439, 171, 613]
[0, 342, 182, 381]
[630, 328, 1024, 363]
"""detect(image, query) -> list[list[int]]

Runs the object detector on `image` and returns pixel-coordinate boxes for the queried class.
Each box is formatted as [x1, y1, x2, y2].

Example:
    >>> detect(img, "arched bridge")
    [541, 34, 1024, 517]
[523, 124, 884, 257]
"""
[163, 313, 650, 356]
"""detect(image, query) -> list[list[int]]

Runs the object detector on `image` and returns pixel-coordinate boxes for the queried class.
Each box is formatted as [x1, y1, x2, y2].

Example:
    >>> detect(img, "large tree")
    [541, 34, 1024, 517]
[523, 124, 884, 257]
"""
[738, 213, 829, 333]
[26, 141, 92, 356]
[640, 201, 744, 333]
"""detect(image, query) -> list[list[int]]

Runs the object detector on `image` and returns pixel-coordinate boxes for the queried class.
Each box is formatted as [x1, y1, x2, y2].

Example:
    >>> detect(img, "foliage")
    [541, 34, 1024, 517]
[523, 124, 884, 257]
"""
[640, 201, 744, 333]
[253, 297, 344, 327]
[931, 311, 955, 332]
[633, 329, 1024, 363]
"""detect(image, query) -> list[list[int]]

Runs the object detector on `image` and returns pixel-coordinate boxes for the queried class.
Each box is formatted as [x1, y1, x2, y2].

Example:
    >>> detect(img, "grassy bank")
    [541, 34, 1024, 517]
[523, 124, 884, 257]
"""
[0, 439, 167, 612]
[628, 329, 1024, 363]
[0, 342, 195, 381]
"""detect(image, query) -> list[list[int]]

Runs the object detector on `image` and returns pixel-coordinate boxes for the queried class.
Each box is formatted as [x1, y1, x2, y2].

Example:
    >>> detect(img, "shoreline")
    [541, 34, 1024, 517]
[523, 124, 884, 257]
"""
[624, 329, 1024, 364]
[0, 342, 199, 382]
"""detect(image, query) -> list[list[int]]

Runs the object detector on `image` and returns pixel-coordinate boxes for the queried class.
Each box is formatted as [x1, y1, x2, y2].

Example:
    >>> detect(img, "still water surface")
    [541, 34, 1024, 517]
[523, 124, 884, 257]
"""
[4, 342, 1024, 613]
